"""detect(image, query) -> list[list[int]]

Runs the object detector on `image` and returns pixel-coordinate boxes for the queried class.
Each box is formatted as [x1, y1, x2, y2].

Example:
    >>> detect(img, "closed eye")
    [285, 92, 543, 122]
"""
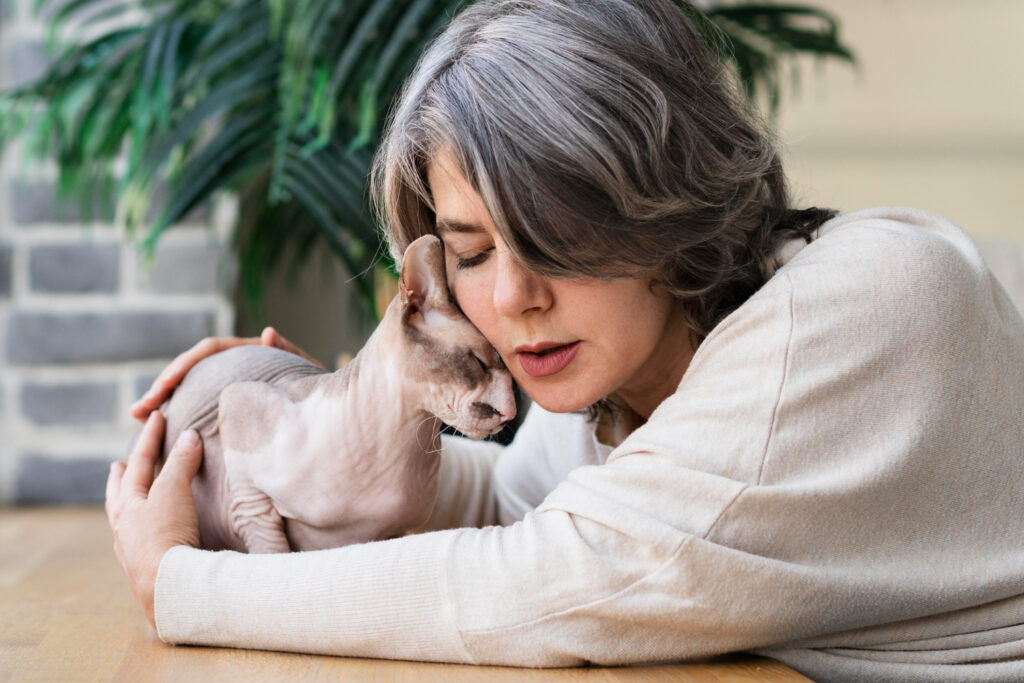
[456, 249, 491, 270]
[469, 351, 488, 375]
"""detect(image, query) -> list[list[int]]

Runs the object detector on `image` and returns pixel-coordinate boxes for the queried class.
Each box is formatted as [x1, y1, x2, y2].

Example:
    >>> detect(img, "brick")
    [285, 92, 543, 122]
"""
[9, 179, 116, 225]
[20, 381, 117, 426]
[29, 243, 119, 293]
[6, 310, 215, 364]
[0, 243, 10, 298]
[3, 40, 49, 90]
[137, 241, 229, 294]
[15, 454, 111, 505]
[10, 178, 212, 226]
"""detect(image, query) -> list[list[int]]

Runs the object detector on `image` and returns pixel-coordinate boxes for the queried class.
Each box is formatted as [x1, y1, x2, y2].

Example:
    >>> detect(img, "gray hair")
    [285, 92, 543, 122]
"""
[370, 0, 835, 343]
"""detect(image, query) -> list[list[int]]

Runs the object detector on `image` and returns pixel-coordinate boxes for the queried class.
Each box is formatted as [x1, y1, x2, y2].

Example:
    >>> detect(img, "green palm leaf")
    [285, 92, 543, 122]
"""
[705, 3, 856, 115]
[0, 0, 855, 325]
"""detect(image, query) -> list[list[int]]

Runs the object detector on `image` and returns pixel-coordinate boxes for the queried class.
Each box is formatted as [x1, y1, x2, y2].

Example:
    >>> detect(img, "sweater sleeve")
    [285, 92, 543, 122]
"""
[421, 402, 608, 531]
[156, 209, 1024, 668]
[417, 435, 504, 530]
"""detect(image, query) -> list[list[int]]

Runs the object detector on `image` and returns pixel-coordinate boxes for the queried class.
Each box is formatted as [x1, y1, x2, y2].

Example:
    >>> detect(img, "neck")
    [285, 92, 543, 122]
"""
[615, 311, 698, 421]
[335, 297, 441, 458]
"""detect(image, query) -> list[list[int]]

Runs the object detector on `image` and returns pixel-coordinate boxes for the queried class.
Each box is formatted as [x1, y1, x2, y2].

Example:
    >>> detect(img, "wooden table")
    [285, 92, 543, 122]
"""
[0, 507, 810, 682]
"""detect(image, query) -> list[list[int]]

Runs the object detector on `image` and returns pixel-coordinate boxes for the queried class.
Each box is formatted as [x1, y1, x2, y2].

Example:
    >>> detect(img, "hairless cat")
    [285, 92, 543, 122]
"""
[149, 235, 516, 553]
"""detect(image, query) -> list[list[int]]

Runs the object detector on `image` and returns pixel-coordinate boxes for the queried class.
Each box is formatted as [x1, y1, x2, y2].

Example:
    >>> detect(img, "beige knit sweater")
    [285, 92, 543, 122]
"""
[155, 207, 1024, 682]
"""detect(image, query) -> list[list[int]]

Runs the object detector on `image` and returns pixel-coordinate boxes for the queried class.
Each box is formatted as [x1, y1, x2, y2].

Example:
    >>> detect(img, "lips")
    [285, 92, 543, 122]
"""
[516, 341, 581, 377]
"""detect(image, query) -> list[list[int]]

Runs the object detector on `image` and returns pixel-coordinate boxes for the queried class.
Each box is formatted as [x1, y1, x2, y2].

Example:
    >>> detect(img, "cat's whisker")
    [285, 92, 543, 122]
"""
[414, 414, 445, 454]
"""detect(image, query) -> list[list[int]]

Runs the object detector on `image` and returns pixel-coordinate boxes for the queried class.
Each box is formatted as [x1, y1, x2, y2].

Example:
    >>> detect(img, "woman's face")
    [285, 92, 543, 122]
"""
[426, 150, 695, 417]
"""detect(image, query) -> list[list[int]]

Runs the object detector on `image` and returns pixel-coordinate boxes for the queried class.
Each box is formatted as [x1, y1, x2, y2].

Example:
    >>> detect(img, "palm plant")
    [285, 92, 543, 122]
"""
[0, 0, 854, 324]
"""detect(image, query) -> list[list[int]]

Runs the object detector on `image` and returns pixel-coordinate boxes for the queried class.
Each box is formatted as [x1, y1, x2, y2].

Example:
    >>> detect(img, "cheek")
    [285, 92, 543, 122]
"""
[448, 274, 496, 339]
[596, 283, 673, 346]
[631, 287, 672, 332]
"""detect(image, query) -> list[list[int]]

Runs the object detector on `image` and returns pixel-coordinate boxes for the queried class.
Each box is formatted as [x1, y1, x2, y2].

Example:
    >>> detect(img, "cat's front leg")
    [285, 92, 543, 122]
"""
[224, 472, 291, 553]
[218, 381, 294, 553]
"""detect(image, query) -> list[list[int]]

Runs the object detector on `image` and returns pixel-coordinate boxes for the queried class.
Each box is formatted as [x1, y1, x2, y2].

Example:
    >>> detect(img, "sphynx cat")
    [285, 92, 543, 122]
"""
[152, 235, 516, 553]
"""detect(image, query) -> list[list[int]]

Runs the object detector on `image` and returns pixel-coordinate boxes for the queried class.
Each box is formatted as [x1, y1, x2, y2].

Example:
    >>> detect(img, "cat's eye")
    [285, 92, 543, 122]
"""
[469, 352, 488, 374]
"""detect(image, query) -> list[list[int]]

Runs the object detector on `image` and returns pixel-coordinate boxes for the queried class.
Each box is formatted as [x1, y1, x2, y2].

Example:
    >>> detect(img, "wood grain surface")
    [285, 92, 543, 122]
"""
[0, 507, 811, 682]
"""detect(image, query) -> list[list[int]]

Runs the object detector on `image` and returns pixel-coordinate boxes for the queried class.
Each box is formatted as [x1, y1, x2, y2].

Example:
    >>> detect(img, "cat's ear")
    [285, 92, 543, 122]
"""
[399, 234, 449, 315]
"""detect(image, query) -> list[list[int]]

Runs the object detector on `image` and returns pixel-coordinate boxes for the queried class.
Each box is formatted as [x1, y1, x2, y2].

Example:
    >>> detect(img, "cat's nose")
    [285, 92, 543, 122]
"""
[471, 402, 500, 420]
[471, 402, 514, 424]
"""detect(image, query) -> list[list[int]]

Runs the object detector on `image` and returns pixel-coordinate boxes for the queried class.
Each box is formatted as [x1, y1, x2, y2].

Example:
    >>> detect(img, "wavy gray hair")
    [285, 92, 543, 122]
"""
[371, 0, 834, 344]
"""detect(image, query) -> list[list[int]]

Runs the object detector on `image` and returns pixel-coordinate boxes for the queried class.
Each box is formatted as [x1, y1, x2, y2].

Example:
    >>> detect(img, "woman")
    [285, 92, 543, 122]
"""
[108, 0, 1024, 679]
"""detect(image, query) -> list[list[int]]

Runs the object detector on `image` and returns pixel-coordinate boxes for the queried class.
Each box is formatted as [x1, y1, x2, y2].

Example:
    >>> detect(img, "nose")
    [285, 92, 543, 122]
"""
[471, 402, 516, 424]
[471, 402, 499, 420]
[492, 248, 552, 318]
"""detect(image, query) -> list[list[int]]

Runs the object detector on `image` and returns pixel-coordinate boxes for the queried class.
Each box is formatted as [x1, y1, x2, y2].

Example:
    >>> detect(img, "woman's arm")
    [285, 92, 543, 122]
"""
[416, 435, 505, 530]
[421, 403, 608, 531]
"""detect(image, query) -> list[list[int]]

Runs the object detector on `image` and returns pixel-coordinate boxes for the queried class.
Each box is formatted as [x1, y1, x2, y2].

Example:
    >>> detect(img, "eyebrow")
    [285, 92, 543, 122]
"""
[435, 218, 487, 235]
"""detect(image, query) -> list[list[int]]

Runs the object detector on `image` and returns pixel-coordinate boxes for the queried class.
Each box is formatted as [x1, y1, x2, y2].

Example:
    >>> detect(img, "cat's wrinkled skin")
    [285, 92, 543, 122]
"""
[152, 235, 516, 554]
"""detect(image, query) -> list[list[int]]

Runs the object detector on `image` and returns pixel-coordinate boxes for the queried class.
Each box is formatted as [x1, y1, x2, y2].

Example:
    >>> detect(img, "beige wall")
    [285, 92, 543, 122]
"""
[775, 0, 1024, 240]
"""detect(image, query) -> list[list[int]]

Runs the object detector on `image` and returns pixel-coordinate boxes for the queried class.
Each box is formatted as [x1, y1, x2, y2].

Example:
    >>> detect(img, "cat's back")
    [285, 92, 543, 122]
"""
[163, 345, 325, 429]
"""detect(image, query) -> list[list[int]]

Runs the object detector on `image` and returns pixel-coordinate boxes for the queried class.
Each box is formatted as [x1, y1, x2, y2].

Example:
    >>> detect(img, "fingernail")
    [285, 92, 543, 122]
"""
[176, 429, 199, 449]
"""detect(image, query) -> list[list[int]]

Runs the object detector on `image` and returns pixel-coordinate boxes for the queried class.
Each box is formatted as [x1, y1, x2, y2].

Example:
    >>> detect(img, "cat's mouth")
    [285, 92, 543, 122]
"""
[443, 404, 510, 440]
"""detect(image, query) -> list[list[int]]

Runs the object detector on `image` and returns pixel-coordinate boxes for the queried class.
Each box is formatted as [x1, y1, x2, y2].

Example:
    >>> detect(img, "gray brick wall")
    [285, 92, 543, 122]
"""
[20, 382, 118, 427]
[15, 454, 113, 505]
[0, 242, 10, 297]
[9, 179, 116, 224]
[0, 0, 238, 505]
[6, 311, 216, 363]
[28, 243, 119, 292]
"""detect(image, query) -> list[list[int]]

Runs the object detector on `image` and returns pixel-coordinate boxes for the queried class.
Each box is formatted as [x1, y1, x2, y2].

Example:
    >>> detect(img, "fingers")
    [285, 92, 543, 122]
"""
[152, 429, 203, 494]
[130, 335, 263, 422]
[129, 329, 324, 424]
[261, 326, 327, 370]
[260, 326, 283, 348]
[105, 460, 126, 517]
[123, 411, 165, 498]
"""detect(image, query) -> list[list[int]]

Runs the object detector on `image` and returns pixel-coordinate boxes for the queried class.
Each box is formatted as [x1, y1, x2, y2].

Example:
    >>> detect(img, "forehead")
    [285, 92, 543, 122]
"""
[426, 150, 495, 236]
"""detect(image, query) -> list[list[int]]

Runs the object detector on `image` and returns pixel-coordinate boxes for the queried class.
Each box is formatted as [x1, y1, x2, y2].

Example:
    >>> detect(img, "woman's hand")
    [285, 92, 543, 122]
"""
[106, 410, 203, 630]
[130, 326, 324, 422]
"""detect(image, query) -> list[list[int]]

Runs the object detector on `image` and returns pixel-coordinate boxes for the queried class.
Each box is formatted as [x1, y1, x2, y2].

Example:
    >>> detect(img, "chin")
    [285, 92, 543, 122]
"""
[520, 383, 601, 415]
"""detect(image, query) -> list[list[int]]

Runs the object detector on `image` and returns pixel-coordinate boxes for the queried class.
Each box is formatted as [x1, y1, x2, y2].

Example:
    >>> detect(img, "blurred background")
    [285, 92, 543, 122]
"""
[0, 0, 1021, 505]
